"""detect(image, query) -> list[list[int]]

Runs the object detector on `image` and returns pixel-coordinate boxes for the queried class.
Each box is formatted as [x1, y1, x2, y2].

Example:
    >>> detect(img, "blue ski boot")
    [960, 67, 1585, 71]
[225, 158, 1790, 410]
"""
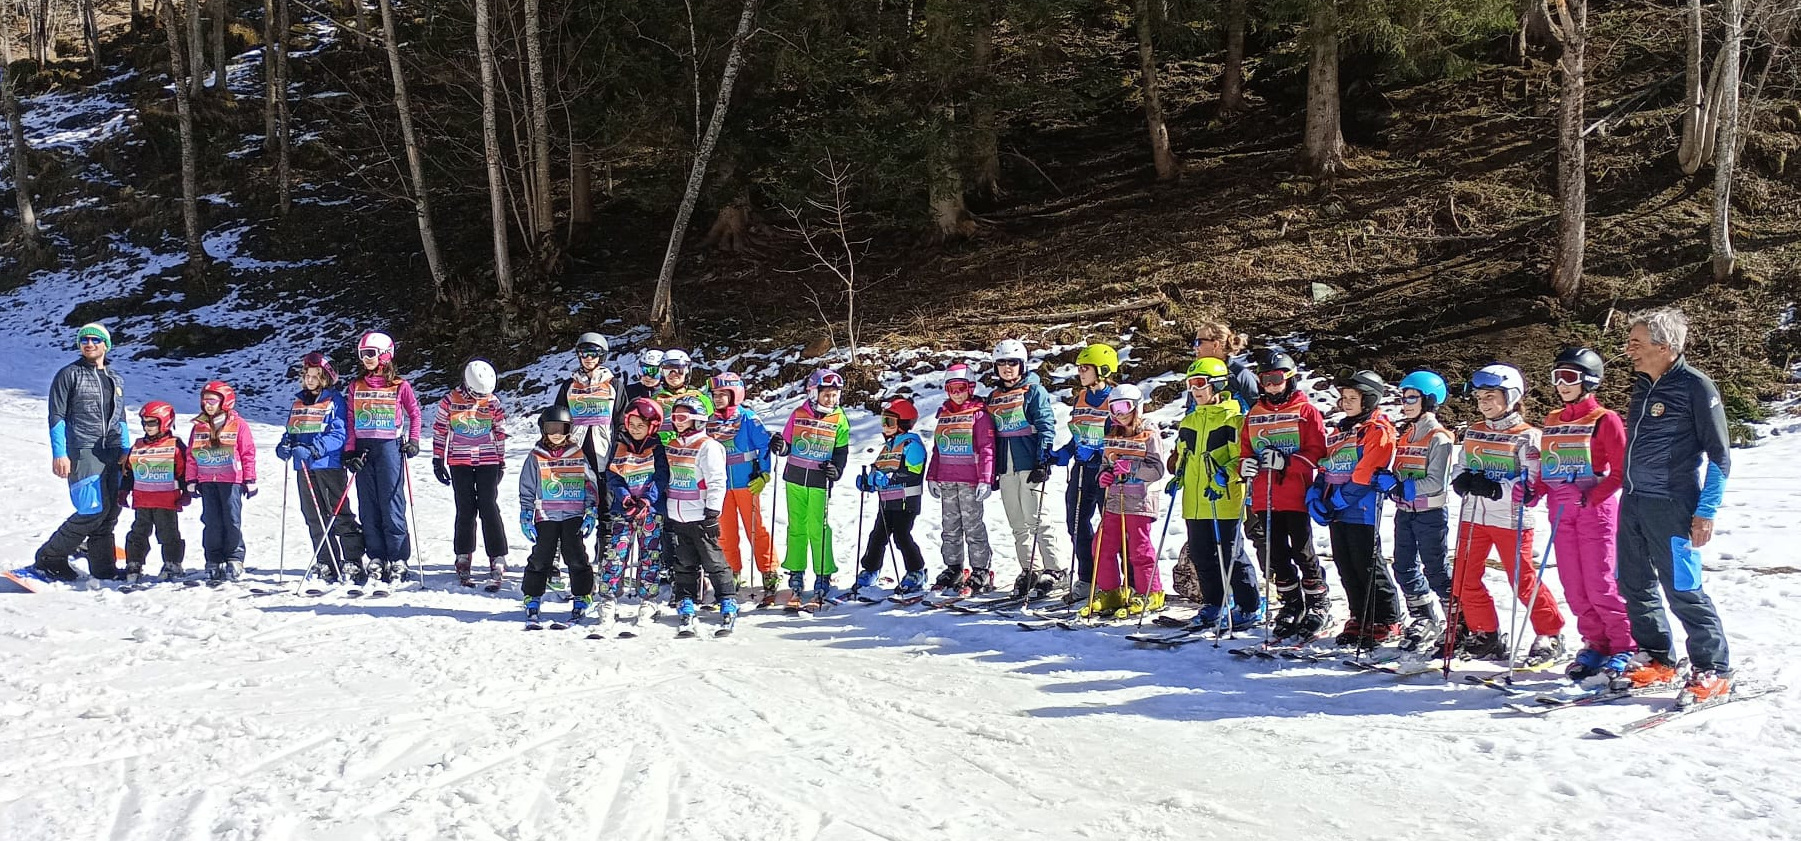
[571, 595, 594, 623]
[896, 568, 928, 595]
[676, 598, 700, 637]
[785, 570, 808, 610]
[1566, 647, 1606, 682]
[807, 578, 831, 611]
[523, 597, 543, 628]
[1230, 600, 1266, 632]
[717, 597, 740, 636]
[853, 569, 879, 592]
[1186, 605, 1224, 632]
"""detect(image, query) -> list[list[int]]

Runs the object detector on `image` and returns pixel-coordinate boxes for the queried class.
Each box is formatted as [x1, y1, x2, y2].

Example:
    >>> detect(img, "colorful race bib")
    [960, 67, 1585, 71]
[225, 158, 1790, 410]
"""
[1320, 428, 1360, 479]
[536, 449, 588, 516]
[1102, 429, 1153, 492]
[1245, 409, 1303, 456]
[286, 400, 329, 436]
[787, 410, 842, 468]
[665, 436, 704, 501]
[351, 382, 401, 436]
[129, 441, 181, 492]
[190, 417, 241, 481]
[609, 442, 658, 493]
[1393, 427, 1452, 480]
[1462, 424, 1531, 479]
[1541, 407, 1605, 482]
[567, 378, 615, 428]
[934, 407, 979, 463]
[987, 386, 1031, 437]
[1068, 393, 1109, 447]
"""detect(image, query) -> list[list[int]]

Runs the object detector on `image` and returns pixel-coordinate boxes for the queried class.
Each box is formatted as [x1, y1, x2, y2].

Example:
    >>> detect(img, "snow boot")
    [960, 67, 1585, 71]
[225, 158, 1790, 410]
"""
[1525, 634, 1566, 667]
[1566, 647, 1607, 682]
[853, 569, 879, 592]
[1457, 630, 1510, 661]
[896, 569, 929, 595]
[1031, 569, 1065, 598]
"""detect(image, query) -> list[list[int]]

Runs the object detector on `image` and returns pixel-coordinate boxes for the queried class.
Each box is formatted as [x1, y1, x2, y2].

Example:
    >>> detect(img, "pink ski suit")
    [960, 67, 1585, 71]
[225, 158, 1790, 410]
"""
[1535, 396, 1634, 656]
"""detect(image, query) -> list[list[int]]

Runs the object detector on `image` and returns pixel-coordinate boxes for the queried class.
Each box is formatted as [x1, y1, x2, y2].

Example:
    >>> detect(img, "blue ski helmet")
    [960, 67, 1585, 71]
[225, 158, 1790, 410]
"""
[1398, 370, 1448, 410]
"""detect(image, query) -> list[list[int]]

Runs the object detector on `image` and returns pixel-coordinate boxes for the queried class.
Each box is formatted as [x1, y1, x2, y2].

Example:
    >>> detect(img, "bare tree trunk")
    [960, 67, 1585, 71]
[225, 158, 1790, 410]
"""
[522, 0, 553, 251]
[1550, 0, 1586, 301]
[1516, 0, 1562, 65]
[569, 141, 592, 227]
[187, 0, 203, 96]
[649, 0, 762, 338]
[81, 0, 102, 73]
[31, 0, 52, 64]
[160, 0, 208, 282]
[275, 0, 290, 215]
[2, 0, 17, 66]
[349, 0, 368, 43]
[376, 0, 449, 300]
[922, 0, 971, 239]
[212, 0, 230, 100]
[1134, 0, 1178, 180]
[263, 0, 276, 153]
[473, 0, 512, 295]
[970, 0, 1000, 198]
[1302, 0, 1344, 179]
[1219, 0, 1247, 113]
[1677, 0, 1708, 172]
[2, 48, 40, 243]
[1712, 0, 1741, 281]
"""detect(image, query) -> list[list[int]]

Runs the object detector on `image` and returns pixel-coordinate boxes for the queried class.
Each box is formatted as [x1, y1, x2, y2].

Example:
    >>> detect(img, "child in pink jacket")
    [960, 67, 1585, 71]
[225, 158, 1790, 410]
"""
[185, 380, 257, 582]
[925, 363, 997, 596]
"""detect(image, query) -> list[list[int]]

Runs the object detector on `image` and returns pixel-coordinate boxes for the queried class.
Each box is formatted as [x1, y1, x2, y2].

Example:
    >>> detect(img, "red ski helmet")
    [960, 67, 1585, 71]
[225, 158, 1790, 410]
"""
[624, 397, 664, 429]
[140, 401, 176, 435]
[299, 351, 339, 387]
[201, 381, 237, 414]
[881, 397, 919, 423]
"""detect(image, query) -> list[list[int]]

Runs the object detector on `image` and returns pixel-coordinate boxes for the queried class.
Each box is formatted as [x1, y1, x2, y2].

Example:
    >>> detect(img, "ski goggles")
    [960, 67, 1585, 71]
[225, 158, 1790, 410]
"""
[1187, 375, 1227, 392]
[1107, 398, 1138, 415]
[1258, 370, 1290, 387]
[576, 346, 603, 359]
[1470, 370, 1511, 390]
[541, 422, 571, 435]
[1399, 393, 1425, 405]
[881, 415, 899, 427]
[358, 347, 384, 360]
[944, 381, 972, 394]
[640, 365, 660, 378]
[1550, 368, 1586, 386]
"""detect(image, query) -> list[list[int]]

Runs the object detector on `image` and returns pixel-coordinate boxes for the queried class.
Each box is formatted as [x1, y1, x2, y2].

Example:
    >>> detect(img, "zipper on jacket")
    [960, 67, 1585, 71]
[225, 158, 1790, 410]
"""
[1625, 373, 1661, 497]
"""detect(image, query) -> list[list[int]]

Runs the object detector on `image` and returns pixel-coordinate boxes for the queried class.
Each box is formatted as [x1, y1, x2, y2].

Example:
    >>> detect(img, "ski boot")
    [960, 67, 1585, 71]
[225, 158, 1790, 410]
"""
[807, 578, 831, 610]
[759, 572, 781, 608]
[1334, 618, 1364, 647]
[1599, 651, 1634, 682]
[1611, 652, 1684, 691]
[932, 565, 968, 594]
[386, 560, 410, 584]
[718, 597, 740, 635]
[1296, 580, 1332, 640]
[454, 553, 475, 587]
[895, 568, 929, 595]
[1457, 630, 1510, 661]
[676, 598, 700, 637]
[596, 597, 618, 631]
[571, 595, 594, 623]
[1357, 622, 1403, 648]
[1124, 590, 1165, 617]
[32, 557, 79, 583]
[1399, 609, 1445, 654]
[1229, 600, 1265, 632]
[785, 570, 808, 610]
[1011, 570, 1034, 598]
[160, 563, 187, 583]
[1524, 634, 1565, 667]
[967, 567, 996, 595]
[487, 557, 508, 591]
[1031, 569, 1065, 599]
[1676, 670, 1732, 708]
[1077, 587, 1127, 619]
[1566, 647, 1607, 682]
[344, 560, 370, 587]
[852, 569, 879, 594]
[1186, 604, 1225, 632]
[1270, 590, 1305, 639]
[523, 596, 544, 626]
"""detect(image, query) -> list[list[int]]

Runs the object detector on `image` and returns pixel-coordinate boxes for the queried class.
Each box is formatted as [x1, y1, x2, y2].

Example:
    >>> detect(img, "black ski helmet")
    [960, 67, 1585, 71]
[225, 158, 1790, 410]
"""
[1341, 370, 1385, 410]
[539, 405, 573, 431]
[1552, 346, 1605, 392]
[1257, 348, 1297, 376]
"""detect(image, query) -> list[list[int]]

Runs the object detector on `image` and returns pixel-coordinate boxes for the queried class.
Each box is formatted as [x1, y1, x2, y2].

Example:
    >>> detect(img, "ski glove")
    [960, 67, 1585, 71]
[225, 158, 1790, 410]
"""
[870, 470, 892, 490]
[769, 437, 790, 457]
[701, 509, 722, 540]
[1204, 485, 1224, 502]
[854, 472, 872, 493]
[342, 451, 367, 474]
[581, 508, 598, 538]
[1393, 478, 1418, 503]
[433, 459, 452, 485]
[520, 509, 538, 543]
[748, 473, 770, 496]
[1455, 473, 1504, 500]
[1259, 448, 1287, 471]
[926, 480, 941, 499]
[1075, 443, 1103, 464]
[1111, 458, 1136, 480]
[116, 488, 132, 509]
[1097, 470, 1118, 489]
[1305, 485, 1331, 526]
[401, 439, 421, 459]
[300, 443, 322, 464]
[823, 462, 842, 482]
[243, 482, 258, 500]
[1372, 471, 1399, 494]
[973, 482, 993, 502]
[1239, 457, 1261, 480]
[1048, 444, 1073, 467]
[1028, 464, 1051, 485]
[275, 436, 294, 461]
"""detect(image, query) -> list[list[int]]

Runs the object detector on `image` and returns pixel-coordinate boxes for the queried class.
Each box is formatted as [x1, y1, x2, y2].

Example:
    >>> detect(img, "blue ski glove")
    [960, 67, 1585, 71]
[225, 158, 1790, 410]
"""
[520, 509, 538, 543]
[854, 472, 871, 493]
[1075, 443, 1102, 464]
[1049, 444, 1073, 467]
[1305, 485, 1331, 526]
[1396, 478, 1418, 503]
[870, 470, 892, 489]
[275, 435, 294, 461]
[581, 508, 597, 538]
[1204, 484, 1224, 501]
[1372, 471, 1398, 494]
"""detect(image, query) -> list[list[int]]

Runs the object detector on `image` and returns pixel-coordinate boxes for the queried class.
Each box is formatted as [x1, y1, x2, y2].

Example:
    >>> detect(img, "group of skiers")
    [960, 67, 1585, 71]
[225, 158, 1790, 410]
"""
[33, 306, 1737, 704]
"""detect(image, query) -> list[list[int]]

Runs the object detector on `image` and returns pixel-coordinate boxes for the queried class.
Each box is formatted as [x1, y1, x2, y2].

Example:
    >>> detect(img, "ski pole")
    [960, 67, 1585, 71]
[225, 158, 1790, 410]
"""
[1023, 477, 1049, 612]
[297, 467, 355, 594]
[1205, 492, 1229, 645]
[278, 464, 291, 583]
[1443, 492, 1478, 680]
[297, 464, 346, 577]
[404, 458, 426, 590]
[1504, 502, 1563, 684]
[1263, 454, 1275, 645]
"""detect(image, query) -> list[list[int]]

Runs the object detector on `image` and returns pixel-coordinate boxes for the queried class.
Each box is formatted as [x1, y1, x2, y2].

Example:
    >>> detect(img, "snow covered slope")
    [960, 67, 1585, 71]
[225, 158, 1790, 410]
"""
[1, 338, 1798, 840]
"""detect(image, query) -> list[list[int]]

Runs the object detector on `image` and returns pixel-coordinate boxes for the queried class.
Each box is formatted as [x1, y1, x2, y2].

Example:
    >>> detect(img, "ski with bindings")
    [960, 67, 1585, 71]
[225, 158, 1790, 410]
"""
[1590, 683, 1786, 738]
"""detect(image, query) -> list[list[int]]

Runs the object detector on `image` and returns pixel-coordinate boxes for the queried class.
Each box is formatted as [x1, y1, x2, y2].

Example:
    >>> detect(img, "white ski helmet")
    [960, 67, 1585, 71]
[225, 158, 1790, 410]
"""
[991, 338, 1030, 368]
[1471, 363, 1526, 408]
[576, 332, 608, 353]
[463, 359, 497, 396]
[640, 349, 665, 372]
[661, 349, 693, 369]
[359, 331, 395, 364]
[1108, 382, 1144, 412]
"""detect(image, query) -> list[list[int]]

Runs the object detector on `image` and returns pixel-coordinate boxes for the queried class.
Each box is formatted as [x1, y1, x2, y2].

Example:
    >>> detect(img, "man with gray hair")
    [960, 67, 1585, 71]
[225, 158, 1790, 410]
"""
[1611, 307, 1734, 707]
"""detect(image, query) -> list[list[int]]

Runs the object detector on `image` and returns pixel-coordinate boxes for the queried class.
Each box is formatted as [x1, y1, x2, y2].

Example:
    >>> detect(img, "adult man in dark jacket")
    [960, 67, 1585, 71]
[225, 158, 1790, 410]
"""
[36, 324, 131, 581]
[1612, 308, 1734, 707]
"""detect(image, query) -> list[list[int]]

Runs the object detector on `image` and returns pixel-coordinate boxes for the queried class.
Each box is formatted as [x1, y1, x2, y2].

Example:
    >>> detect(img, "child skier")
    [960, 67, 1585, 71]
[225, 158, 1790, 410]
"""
[1050, 343, 1116, 603]
[1082, 383, 1168, 617]
[1448, 363, 1566, 663]
[665, 396, 739, 633]
[434, 359, 510, 587]
[554, 332, 627, 478]
[625, 349, 664, 403]
[120, 401, 187, 583]
[853, 398, 929, 596]
[770, 369, 851, 608]
[706, 371, 780, 602]
[1171, 358, 1259, 630]
[1239, 349, 1331, 640]
[1388, 370, 1456, 653]
[518, 406, 600, 625]
[986, 339, 1064, 597]
[342, 331, 424, 585]
[1536, 347, 1633, 682]
[184, 381, 256, 582]
[276, 353, 365, 584]
[924, 363, 996, 597]
[651, 349, 713, 439]
[600, 398, 670, 629]
[1310, 370, 1403, 647]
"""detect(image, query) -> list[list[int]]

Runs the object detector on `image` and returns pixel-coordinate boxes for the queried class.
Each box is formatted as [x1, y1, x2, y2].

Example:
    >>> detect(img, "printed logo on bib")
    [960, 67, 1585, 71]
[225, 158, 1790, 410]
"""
[1069, 400, 1109, 447]
[609, 444, 657, 492]
[935, 410, 977, 459]
[1321, 430, 1360, 476]
[190, 419, 241, 481]
[1102, 431, 1152, 490]
[538, 458, 587, 502]
[987, 388, 1030, 436]
[789, 413, 841, 464]
[449, 407, 494, 437]
[352, 383, 400, 434]
[568, 380, 615, 427]
[1541, 409, 1604, 481]
[1246, 411, 1303, 455]
[130, 443, 181, 492]
[666, 441, 703, 499]
[1462, 427, 1527, 479]
[286, 401, 329, 436]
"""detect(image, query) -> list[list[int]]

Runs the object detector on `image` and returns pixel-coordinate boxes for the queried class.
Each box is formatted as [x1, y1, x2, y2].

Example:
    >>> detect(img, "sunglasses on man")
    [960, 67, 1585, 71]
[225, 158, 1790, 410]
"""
[79, 336, 106, 346]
